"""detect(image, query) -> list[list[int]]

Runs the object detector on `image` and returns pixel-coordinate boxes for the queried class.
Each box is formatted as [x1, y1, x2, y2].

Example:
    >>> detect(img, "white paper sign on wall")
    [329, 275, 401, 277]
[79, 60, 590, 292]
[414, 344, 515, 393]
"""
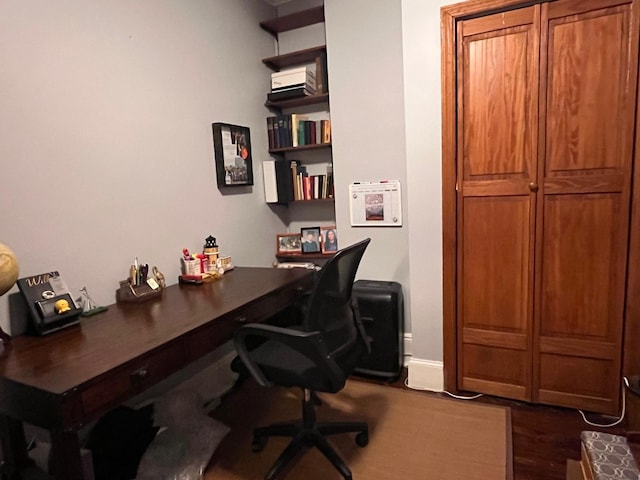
[349, 180, 402, 227]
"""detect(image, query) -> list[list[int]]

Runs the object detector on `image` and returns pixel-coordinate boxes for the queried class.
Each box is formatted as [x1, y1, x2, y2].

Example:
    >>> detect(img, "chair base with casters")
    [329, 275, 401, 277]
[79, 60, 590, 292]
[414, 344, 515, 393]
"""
[252, 388, 368, 480]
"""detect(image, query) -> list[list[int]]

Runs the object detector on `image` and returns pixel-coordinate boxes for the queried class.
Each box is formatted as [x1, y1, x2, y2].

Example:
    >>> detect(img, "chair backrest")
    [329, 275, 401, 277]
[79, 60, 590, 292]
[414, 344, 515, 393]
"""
[304, 238, 371, 358]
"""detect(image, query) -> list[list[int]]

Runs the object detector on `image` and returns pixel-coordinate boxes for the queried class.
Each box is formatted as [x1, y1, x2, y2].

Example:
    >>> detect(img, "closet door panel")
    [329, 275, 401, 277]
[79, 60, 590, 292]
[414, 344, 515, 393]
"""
[540, 194, 622, 338]
[534, 0, 637, 414]
[457, 7, 539, 401]
[460, 7, 538, 184]
[462, 197, 530, 332]
[536, 194, 622, 412]
[545, 5, 627, 174]
[538, 354, 616, 412]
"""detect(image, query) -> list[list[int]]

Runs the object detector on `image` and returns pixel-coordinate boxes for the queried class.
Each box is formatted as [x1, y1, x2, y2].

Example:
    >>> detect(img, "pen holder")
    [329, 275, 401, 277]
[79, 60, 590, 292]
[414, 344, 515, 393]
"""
[181, 258, 201, 276]
[116, 280, 163, 304]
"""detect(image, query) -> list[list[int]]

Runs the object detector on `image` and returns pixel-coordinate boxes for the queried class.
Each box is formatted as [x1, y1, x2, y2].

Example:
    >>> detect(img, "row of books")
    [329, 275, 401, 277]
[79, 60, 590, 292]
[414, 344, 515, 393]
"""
[267, 113, 331, 150]
[263, 160, 334, 204]
[292, 162, 334, 201]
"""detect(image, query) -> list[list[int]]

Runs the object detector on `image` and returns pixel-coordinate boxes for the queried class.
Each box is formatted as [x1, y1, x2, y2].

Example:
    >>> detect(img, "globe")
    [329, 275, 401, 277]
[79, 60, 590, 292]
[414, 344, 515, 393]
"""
[0, 243, 19, 296]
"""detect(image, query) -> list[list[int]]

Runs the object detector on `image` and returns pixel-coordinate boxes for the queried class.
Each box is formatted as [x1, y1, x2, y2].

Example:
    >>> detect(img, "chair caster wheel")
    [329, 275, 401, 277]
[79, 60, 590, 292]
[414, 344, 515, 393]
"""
[252, 436, 267, 452]
[355, 431, 369, 447]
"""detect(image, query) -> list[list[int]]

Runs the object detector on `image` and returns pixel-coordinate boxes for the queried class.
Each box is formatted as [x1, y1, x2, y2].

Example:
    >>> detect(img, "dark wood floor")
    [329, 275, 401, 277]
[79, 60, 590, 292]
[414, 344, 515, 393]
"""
[363, 369, 636, 480]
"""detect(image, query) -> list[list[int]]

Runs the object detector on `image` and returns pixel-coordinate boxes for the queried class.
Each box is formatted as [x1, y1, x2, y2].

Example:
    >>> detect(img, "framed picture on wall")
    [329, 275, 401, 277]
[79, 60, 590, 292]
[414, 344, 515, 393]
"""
[212, 123, 254, 188]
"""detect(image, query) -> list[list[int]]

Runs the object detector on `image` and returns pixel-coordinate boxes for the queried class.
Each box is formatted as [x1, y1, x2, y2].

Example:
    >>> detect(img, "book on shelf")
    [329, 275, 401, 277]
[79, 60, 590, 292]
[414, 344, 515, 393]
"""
[267, 112, 331, 150]
[287, 164, 334, 201]
[263, 160, 278, 203]
[302, 176, 312, 200]
[267, 116, 277, 149]
[263, 159, 297, 204]
[321, 119, 331, 144]
[290, 161, 299, 200]
[291, 113, 308, 148]
[275, 114, 292, 148]
[315, 52, 328, 94]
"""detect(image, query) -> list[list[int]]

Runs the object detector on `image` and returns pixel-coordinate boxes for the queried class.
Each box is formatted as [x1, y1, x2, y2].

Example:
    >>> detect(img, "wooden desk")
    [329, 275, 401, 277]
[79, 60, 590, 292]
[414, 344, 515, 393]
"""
[0, 267, 313, 479]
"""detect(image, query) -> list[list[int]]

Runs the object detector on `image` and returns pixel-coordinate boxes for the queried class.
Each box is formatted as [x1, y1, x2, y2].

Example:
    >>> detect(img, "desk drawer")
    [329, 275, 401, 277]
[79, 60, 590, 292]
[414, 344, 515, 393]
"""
[81, 342, 186, 418]
[186, 284, 305, 361]
[187, 309, 248, 360]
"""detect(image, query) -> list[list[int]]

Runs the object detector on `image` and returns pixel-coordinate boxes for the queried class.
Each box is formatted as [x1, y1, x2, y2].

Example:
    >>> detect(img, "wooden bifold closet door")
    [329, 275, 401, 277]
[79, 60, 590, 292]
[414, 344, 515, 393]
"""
[452, 0, 638, 414]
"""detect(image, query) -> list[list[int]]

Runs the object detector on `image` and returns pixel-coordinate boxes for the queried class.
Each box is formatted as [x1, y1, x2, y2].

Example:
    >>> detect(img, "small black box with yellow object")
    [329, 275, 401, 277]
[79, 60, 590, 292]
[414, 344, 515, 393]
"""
[16, 271, 82, 335]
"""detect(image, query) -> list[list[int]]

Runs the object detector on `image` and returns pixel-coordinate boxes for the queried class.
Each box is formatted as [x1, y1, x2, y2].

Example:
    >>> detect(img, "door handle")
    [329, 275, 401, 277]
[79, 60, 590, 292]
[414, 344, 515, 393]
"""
[529, 182, 539, 192]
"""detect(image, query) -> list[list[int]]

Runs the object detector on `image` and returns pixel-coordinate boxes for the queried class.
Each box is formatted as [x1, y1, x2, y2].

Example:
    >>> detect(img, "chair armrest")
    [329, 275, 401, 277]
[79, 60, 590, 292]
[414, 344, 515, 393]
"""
[234, 323, 344, 390]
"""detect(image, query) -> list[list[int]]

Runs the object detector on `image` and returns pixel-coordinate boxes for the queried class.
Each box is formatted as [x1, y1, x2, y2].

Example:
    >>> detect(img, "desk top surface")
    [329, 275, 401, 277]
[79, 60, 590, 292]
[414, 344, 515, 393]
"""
[0, 267, 312, 395]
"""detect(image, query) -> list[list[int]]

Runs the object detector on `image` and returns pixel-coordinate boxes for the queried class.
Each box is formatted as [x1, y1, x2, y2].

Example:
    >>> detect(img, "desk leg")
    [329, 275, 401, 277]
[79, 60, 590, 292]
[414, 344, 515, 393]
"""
[49, 430, 85, 480]
[0, 414, 33, 478]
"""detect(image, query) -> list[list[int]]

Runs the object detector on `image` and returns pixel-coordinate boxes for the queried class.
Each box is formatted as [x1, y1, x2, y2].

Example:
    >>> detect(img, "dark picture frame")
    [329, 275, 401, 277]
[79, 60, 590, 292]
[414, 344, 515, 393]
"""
[277, 233, 302, 255]
[300, 227, 321, 254]
[212, 122, 254, 187]
[320, 226, 338, 253]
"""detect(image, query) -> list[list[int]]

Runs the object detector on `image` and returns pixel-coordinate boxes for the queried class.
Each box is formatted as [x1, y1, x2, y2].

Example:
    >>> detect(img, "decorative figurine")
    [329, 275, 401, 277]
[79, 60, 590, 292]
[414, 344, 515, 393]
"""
[153, 266, 166, 289]
[204, 235, 218, 249]
[203, 235, 219, 271]
[79, 286, 108, 317]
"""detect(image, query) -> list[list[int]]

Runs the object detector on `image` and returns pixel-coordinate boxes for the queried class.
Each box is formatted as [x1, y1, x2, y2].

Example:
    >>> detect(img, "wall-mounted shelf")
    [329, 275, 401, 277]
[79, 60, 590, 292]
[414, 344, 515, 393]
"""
[266, 93, 329, 111]
[269, 142, 331, 154]
[276, 251, 334, 261]
[260, 6, 325, 37]
[290, 198, 334, 204]
[262, 45, 326, 71]
[260, 6, 334, 259]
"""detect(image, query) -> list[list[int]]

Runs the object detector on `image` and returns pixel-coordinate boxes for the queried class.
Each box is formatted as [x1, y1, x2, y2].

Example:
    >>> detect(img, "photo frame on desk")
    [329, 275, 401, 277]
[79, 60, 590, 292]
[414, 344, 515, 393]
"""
[212, 123, 254, 188]
[301, 227, 321, 254]
[320, 226, 338, 253]
[277, 233, 302, 255]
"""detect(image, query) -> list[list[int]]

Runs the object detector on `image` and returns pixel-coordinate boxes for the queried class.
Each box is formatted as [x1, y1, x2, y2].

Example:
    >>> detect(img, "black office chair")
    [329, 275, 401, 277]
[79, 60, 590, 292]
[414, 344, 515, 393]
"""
[233, 238, 372, 480]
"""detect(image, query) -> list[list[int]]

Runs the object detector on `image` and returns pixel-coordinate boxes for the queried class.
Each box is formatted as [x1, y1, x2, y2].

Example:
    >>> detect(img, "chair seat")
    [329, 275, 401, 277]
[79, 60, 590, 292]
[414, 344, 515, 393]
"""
[248, 338, 365, 393]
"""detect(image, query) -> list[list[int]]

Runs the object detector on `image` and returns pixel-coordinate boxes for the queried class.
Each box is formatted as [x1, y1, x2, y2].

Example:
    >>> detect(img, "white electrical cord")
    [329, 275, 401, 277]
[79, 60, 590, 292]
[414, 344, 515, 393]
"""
[405, 375, 629, 423]
[403, 377, 484, 400]
[577, 376, 628, 428]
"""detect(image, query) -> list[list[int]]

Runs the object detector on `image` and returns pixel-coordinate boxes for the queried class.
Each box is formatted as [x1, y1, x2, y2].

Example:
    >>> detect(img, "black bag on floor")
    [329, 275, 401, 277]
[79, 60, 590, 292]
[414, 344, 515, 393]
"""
[86, 405, 159, 480]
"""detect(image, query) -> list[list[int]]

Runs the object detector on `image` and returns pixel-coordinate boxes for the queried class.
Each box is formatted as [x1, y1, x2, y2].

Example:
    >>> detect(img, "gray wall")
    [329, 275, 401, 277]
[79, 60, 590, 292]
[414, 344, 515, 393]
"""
[401, 0, 450, 362]
[0, 0, 283, 331]
[325, 0, 447, 364]
[0, 0, 448, 371]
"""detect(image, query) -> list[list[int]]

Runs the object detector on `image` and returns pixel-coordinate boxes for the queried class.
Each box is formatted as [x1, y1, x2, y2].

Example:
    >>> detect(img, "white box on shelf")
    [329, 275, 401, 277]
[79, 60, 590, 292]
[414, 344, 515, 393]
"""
[271, 66, 316, 91]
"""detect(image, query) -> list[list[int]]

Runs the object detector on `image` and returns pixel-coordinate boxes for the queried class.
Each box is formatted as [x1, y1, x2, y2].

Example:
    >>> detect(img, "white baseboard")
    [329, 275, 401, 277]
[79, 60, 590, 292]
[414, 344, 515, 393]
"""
[407, 357, 444, 392]
[403, 333, 412, 367]
[401, 333, 444, 392]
